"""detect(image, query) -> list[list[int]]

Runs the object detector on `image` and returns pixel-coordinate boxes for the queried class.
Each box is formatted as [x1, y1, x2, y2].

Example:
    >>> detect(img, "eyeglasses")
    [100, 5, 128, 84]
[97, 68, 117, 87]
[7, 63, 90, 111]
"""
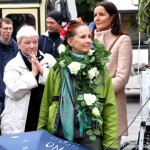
[1, 27, 13, 31]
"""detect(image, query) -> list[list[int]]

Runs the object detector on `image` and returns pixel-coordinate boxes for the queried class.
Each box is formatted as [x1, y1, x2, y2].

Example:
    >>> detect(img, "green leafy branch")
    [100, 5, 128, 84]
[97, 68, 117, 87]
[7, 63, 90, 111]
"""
[137, 0, 150, 42]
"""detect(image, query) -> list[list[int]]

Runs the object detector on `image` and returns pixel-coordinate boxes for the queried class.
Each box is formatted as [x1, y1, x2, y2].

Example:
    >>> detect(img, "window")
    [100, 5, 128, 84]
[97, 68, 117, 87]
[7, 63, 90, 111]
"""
[6, 14, 36, 40]
[0, 0, 40, 3]
[120, 12, 148, 48]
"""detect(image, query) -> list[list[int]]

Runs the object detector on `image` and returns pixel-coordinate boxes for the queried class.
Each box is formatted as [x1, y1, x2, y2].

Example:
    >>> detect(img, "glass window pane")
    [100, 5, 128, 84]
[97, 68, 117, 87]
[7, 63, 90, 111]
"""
[6, 14, 36, 40]
[0, 0, 40, 3]
[120, 12, 148, 47]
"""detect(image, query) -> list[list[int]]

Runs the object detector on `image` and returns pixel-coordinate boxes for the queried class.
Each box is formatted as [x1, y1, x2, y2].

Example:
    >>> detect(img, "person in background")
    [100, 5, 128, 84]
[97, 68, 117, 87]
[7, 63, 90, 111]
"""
[37, 18, 118, 150]
[92, 1, 132, 143]
[1, 25, 56, 135]
[0, 18, 18, 115]
[38, 10, 64, 58]
[89, 21, 94, 32]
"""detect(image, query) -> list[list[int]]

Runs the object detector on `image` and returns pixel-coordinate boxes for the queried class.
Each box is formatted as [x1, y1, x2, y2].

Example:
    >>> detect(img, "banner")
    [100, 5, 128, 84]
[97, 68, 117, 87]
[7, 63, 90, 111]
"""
[0, 130, 90, 150]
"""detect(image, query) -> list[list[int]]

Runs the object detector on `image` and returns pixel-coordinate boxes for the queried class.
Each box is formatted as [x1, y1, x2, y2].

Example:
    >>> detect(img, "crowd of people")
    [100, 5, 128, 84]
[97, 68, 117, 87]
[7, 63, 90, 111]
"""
[0, 1, 132, 150]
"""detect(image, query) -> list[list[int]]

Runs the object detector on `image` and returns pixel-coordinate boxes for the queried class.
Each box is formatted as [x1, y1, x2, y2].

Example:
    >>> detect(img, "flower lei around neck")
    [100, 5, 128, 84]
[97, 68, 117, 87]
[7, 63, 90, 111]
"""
[54, 39, 111, 141]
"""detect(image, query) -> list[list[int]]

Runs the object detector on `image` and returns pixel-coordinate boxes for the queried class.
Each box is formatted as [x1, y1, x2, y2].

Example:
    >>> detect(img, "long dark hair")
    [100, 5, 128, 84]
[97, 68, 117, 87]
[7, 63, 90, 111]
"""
[92, 1, 127, 40]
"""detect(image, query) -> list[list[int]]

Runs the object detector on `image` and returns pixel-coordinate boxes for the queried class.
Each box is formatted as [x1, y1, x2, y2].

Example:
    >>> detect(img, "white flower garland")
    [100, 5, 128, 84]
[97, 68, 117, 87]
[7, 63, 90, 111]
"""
[55, 39, 111, 140]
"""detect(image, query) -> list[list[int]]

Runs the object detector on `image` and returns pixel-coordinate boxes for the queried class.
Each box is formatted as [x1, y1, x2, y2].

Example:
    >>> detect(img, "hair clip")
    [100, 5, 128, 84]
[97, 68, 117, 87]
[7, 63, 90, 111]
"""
[60, 17, 83, 39]
[60, 22, 70, 39]
[69, 17, 83, 25]
[75, 17, 83, 24]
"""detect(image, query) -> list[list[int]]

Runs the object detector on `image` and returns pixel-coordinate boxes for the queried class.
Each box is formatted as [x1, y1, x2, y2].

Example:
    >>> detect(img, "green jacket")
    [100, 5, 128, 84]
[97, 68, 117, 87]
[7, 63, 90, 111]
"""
[37, 67, 118, 149]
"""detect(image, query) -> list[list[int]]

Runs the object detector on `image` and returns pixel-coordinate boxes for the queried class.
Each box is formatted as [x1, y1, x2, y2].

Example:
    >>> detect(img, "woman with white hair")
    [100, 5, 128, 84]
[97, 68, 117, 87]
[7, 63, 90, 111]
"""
[1, 25, 56, 135]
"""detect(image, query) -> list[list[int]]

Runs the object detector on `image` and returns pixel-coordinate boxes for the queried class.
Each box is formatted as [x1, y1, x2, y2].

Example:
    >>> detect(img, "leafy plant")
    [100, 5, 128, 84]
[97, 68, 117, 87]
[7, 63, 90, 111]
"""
[137, 0, 150, 42]
[76, 0, 102, 23]
[76, 0, 100, 11]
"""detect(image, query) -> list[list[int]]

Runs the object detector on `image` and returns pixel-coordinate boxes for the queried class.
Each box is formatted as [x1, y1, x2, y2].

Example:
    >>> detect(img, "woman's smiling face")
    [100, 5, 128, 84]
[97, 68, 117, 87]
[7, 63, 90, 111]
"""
[94, 6, 113, 31]
[18, 36, 38, 57]
[67, 25, 92, 54]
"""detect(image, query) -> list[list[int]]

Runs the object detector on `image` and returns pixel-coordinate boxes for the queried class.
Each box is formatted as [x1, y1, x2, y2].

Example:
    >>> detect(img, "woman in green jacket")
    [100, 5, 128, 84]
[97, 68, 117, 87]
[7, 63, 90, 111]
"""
[37, 18, 119, 150]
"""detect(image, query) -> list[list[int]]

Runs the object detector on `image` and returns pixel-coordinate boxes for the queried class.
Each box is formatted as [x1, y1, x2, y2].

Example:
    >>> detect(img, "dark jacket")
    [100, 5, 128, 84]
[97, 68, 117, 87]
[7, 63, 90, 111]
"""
[0, 38, 18, 113]
[38, 32, 63, 58]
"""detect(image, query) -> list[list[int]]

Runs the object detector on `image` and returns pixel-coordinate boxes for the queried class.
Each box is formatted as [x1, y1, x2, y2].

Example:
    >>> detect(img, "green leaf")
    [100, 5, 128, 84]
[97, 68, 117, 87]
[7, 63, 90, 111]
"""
[93, 79, 100, 85]
[85, 126, 91, 129]
[138, 0, 150, 41]
[89, 56, 95, 63]
[82, 71, 87, 75]
[89, 134, 96, 141]
[77, 94, 84, 101]
[93, 88, 99, 94]
[86, 129, 93, 135]
[91, 117, 97, 121]
[81, 101, 86, 106]
[95, 102, 101, 106]
[98, 119, 103, 125]
[88, 105, 94, 110]
[80, 64, 86, 69]
[94, 129, 101, 136]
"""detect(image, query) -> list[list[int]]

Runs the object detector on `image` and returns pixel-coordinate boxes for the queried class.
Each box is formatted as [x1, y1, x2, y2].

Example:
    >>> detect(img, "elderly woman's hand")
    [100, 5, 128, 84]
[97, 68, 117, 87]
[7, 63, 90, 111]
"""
[31, 58, 39, 77]
[34, 59, 43, 75]
[30, 52, 43, 76]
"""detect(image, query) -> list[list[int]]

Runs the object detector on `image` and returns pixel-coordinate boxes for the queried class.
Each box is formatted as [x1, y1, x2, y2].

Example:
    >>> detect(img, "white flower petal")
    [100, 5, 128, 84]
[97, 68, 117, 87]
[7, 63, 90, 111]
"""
[88, 67, 99, 79]
[88, 49, 95, 56]
[58, 44, 66, 54]
[92, 107, 100, 116]
[59, 60, 65, 67]
[84, 93, 96, 105]
[68, 62, 81, 75]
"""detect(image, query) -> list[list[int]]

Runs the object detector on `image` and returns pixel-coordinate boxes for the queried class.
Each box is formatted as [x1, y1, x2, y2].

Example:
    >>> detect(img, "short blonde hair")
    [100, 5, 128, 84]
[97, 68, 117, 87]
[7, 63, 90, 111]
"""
[16, 25, 38, 42]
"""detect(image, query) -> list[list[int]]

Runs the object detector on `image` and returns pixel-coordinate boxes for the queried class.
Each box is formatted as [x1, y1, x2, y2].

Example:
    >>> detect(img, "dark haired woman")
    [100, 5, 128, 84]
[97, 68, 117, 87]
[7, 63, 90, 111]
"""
[37, 19, 118, 150]
[92, 1, 132, 143]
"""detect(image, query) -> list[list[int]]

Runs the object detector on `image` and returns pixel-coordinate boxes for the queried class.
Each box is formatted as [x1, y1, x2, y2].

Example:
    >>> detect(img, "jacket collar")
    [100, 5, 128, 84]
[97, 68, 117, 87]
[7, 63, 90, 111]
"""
[16, 51, 28, 69]
[94, 29, 116, 50]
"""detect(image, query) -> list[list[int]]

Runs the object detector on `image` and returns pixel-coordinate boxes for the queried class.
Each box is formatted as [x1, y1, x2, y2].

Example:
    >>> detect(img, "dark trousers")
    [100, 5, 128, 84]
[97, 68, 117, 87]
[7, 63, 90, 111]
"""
[74, 136, 103, 150]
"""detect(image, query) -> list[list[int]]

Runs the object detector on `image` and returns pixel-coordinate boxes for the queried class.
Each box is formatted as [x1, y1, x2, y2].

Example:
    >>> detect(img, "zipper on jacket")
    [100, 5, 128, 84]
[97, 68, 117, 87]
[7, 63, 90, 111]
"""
[53, 42, 55, 56]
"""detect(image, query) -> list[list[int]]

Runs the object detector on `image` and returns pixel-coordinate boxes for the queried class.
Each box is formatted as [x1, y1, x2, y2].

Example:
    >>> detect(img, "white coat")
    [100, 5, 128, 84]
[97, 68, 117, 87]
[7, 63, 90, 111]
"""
[1, 51, 56, 135]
